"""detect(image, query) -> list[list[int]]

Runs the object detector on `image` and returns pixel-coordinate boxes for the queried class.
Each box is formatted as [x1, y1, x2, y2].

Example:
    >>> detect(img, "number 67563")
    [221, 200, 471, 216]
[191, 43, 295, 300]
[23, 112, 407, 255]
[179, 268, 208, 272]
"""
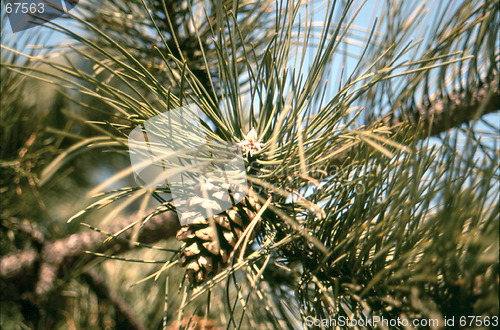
[5, 2, 45, 14]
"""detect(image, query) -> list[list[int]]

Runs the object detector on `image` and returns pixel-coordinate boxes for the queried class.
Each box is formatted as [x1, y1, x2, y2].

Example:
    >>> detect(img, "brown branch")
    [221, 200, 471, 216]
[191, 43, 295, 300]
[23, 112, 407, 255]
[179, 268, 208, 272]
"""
[1, 210, 180, 295]
[382, 77, 499, 137]
[0, 248, 38, 281]
[325, 76, 500, 172]
[82, 268, 147, 330]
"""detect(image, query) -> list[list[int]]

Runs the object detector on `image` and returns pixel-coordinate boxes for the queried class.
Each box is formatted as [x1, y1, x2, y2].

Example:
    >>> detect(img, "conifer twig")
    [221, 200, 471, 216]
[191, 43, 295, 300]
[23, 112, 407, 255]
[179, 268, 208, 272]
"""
[325, 78, 499, 172]
[82, 268, 147, 330]
[0, 211, 180, 295]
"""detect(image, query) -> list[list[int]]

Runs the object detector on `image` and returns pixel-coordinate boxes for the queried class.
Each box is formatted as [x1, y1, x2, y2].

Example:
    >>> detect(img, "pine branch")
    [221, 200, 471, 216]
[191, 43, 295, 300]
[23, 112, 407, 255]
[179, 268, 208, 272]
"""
[0, 211, 180, 294]
[382, 75, 500, 137]
[0, 248, 38, 282]
[82, 268, 147, 330]
[326, 75, 499, 171]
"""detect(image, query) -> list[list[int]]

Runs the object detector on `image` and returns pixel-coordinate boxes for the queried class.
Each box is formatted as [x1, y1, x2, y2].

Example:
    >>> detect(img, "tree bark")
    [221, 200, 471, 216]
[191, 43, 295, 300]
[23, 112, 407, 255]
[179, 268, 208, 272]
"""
[325, 77, 499, 172]
[1, 210, 179, 295]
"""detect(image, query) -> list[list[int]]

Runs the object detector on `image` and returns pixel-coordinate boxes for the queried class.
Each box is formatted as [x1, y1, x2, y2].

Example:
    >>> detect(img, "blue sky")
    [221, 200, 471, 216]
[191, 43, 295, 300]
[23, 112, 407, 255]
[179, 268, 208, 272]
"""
[2, 0, 497, 143]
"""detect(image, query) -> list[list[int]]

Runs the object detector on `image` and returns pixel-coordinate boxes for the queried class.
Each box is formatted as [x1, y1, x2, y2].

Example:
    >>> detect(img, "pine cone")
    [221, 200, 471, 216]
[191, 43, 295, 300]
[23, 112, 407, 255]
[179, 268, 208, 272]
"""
[176, 181, 262, 284]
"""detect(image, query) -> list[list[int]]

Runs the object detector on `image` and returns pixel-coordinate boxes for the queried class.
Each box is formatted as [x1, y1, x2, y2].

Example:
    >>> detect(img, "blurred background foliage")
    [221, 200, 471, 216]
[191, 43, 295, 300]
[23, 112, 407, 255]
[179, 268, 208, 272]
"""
[1, 0, 498, 329]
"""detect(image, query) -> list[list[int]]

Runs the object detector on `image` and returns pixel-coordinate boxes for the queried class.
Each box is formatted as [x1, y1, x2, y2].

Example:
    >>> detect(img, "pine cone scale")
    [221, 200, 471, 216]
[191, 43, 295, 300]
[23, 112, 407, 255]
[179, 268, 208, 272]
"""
[175, 183, 261, 284]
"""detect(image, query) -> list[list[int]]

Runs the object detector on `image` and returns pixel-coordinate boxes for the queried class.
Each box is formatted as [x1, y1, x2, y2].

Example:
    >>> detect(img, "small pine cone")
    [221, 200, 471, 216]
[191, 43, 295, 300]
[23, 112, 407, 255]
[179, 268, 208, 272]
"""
[166, 315, 217, 330]
[176, 182, 261, 285]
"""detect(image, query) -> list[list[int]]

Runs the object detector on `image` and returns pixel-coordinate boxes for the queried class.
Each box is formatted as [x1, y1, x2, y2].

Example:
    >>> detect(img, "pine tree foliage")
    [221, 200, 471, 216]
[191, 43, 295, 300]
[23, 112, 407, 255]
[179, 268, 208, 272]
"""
[1, 0, 498, 328]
